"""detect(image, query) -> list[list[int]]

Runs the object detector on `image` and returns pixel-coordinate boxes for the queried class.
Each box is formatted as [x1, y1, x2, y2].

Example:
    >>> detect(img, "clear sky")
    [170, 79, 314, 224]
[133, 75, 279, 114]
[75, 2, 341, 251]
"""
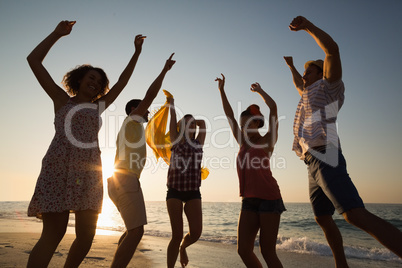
[1, 0, 401, 204]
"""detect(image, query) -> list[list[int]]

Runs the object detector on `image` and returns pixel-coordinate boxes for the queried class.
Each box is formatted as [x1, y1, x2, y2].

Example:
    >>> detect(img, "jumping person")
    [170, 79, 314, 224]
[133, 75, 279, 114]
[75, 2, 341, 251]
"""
[284, 15, 402, 267]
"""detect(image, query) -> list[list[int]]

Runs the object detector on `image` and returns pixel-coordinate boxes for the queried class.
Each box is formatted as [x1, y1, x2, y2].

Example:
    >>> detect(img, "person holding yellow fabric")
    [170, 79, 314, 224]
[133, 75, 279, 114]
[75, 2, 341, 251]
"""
[165, 96, 206, 268]
[108, 53, 175, 268]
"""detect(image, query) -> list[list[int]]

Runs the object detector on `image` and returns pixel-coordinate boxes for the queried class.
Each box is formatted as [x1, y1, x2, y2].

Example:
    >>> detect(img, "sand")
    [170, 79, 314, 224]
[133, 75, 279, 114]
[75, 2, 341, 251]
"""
[0, 218, 400, 267]
[2, 233, 401, 268]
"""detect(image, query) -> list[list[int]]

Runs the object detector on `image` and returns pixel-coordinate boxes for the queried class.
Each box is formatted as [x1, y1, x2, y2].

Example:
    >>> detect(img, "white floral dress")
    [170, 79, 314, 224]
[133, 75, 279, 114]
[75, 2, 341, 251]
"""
[28, 99, 103, 218]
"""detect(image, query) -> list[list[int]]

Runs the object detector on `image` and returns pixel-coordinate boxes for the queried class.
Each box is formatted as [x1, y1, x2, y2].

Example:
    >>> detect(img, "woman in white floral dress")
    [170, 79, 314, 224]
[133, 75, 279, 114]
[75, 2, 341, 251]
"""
[26, 20, 145, 267]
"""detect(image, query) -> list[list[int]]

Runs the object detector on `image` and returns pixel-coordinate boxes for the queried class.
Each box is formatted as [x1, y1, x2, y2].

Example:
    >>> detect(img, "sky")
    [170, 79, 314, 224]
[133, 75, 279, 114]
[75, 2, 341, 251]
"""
[0, 0, 401, 204]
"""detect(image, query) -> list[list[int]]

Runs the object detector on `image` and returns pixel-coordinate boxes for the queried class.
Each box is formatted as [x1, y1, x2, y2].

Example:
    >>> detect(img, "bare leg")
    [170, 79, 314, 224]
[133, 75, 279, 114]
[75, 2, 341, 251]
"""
[259, 213, 283, 268]
[180, 199, 202, 267]
[166, 199, 184, 268]
[118, 230, 127, 246]
[343, 207, 402, 257]
[27, 212, 69, 268]
[237, 210, 263, 268]
[111, 226, 144, 268]
[64, 210, 98, 268]
[315, 215, 349, 268]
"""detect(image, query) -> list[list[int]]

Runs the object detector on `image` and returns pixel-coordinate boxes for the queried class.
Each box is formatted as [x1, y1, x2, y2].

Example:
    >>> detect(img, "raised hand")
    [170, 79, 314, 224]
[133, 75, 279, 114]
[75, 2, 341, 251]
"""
[215, 73, 225, 91]
[289, 16, 310, 31]
[250, 82, 262, 92]
[283, 56, 294, 67]
[53, 20, 76, 37]
[164, 53, 176, 71]
[134, 34, 146, 51]
[167, 96, 174, 105]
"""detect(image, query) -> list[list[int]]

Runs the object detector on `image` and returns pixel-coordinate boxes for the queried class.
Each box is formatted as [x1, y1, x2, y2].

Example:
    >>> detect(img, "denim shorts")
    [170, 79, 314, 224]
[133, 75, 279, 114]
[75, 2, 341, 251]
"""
[307, 148, 365, 216]
[241, 197, 286, 214]
[166, 188, 201, 202]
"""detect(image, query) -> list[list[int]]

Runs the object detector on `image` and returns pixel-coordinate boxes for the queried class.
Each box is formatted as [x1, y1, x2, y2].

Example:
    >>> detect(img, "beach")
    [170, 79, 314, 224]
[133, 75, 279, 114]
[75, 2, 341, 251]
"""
[1, 203, 402, 268]
[1, 230, 401, 267]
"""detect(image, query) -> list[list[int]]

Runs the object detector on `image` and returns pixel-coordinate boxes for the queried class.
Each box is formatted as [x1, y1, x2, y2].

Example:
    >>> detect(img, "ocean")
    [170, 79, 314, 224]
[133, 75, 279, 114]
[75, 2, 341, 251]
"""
[0, 201, 401, 264]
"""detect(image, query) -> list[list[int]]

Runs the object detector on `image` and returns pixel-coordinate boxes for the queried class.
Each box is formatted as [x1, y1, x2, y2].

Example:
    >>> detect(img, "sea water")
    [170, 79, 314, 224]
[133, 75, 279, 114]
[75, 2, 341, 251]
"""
[0, 201, 401, 263]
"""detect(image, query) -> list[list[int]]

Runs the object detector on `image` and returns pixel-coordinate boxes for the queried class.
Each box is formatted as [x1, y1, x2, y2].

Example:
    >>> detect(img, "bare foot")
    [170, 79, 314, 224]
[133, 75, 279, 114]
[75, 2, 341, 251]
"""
[179, 246, 189, 267]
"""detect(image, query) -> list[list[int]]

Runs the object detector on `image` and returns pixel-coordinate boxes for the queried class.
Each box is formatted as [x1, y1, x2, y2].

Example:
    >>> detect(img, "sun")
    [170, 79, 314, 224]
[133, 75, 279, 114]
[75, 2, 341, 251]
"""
[97, 153, 121, 235]
[102, 162, 115, 181]
[101, 153, 116, 182]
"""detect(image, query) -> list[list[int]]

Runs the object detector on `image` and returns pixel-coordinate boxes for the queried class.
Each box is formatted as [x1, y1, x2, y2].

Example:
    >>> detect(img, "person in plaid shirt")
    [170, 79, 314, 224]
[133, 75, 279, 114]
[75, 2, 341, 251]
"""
[165, 96, 206, 268]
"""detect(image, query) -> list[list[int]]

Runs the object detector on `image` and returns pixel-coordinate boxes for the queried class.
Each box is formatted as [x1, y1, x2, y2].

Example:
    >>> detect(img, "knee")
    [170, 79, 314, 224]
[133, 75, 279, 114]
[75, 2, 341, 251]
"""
[76, 229, 96, 246]
[237, 244, 253, 258]
[40, 232, 65, 247]
[41, 227, 66, 246]
[189, 228, 202, 241]
[171, 231, 183, 244]
[260, 245, 276, 257]
[127, 226, 144, 239]
[314, 215, 332, 227]
[343, 208, 367, 227]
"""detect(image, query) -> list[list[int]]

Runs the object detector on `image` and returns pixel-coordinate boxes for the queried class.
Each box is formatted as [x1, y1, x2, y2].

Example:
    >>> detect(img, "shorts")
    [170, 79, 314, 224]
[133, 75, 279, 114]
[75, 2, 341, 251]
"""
[166, 188, 201, 202]
[241, 197, 286, 214]
[307, 148, 365, 216]
[107, 172, 147, 230]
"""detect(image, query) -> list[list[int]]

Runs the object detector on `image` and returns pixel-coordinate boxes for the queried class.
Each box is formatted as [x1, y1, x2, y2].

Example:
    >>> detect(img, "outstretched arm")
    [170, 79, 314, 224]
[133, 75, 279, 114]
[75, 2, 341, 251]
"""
[283, 56, 303, 96]
[27, 20, 75, 112]
[215, 74, 242, 145]
[129, 53, 176, 121]
[250, 83, 278, 149]
[289, 16, 342, 83]
[98, 34, 146, 112]
[168, 97, 178, 144]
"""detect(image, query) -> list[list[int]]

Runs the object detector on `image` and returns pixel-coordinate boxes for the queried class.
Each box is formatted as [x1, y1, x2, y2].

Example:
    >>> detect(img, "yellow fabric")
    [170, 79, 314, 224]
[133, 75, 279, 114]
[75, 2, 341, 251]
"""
[145, 90, 173, 164]
[145, 90, 209, 180]
[200, 167, 210, 181]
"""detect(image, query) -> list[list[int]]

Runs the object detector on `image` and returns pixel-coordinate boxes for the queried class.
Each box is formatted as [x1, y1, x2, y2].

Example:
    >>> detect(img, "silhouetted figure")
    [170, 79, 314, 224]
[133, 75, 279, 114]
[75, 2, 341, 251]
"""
[108, 53, 175, 268]
[165, 96, 206, 268]
[26, 20, 145, 267]
[284, 16, 402, 267]
[217, 74, 285, 268]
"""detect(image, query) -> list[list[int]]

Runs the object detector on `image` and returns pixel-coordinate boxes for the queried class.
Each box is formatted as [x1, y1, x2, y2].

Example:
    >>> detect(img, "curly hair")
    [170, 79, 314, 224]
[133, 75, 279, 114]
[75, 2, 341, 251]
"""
[240, 104, 264, 128]
[62, 64, 110, 101]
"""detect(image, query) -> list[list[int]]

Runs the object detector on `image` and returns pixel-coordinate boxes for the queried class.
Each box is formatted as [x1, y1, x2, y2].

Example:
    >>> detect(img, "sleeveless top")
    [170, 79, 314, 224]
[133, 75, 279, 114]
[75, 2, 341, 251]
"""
[28, 99, 103, 218]
[236, 145, 282, 200]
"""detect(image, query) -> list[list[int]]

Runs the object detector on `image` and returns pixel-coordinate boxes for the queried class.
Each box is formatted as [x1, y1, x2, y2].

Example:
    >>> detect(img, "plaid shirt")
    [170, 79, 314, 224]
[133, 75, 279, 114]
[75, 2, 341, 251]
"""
[167, 139, 203, 191]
